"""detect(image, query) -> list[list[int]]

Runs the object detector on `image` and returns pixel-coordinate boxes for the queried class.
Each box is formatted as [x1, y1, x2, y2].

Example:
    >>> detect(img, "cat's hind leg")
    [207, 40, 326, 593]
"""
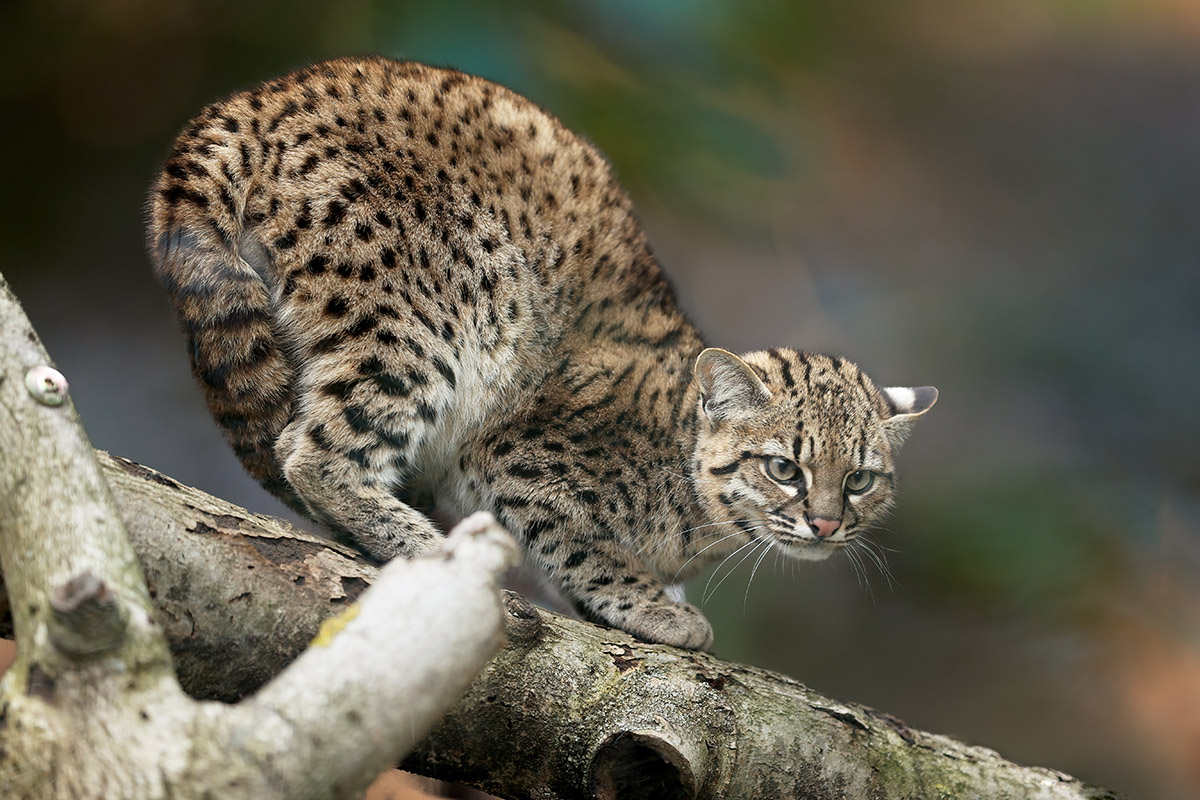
[274, 363, 445, 562]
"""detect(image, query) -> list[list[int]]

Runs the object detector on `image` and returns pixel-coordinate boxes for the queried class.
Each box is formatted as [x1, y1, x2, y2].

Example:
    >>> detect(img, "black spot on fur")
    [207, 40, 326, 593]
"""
[431, 356, 456, 388]
[507, 463, 542, 480]
[323, 201, 347, 227]
[324, 296, 349, 317]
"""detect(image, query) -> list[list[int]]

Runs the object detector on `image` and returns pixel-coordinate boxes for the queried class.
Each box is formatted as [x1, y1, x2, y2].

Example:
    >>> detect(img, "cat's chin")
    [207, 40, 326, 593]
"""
[778, 539, 842, 562]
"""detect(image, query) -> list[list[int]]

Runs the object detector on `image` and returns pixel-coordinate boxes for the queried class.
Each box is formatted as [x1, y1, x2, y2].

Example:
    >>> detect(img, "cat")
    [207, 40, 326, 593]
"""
[147, 56, 936, 649]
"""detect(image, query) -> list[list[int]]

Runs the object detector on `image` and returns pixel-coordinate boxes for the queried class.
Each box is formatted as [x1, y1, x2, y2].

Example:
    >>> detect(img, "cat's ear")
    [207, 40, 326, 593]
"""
[880, 386, 938, 447]
[695, 348, 771, 422]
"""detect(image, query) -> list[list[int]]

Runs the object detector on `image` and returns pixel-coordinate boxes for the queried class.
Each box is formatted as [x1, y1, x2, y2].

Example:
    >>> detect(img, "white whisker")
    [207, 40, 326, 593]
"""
[669, 521, 765, 582]
[743, 538, 775, 611]
[846, 543, 874, 605]
[857, 537, 900, 591]
[635, 518, 742, 560]
[703, 534, 769, 605]
[845, 542, 866, 589]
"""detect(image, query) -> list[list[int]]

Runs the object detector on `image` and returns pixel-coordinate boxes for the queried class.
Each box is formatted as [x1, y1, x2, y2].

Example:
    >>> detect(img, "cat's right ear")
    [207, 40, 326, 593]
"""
[695, 348, 771, 423]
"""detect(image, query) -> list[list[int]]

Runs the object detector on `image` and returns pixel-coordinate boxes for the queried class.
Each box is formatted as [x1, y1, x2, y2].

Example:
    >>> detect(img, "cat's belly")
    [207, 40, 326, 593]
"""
[405, 338, 543, 517]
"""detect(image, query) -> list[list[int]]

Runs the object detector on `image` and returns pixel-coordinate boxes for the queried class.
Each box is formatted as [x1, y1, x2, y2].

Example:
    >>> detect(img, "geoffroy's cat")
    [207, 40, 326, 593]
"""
[147, 57, 936, 649]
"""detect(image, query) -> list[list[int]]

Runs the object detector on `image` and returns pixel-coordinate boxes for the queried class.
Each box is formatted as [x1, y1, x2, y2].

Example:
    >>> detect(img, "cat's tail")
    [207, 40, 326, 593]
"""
[147, 202, 303, 513]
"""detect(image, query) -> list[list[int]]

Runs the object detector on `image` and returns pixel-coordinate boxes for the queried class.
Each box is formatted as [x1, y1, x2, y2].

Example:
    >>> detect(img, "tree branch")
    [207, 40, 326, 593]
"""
[0, 451, 1119, 800]
[0, 271, 516, 799]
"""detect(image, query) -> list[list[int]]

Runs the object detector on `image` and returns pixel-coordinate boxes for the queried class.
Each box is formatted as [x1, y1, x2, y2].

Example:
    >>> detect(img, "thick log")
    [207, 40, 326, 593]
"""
[36, 452, 1118, 800]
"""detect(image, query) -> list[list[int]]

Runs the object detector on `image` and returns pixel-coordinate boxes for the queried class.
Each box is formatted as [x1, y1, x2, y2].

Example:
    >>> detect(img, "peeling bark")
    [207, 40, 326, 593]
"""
[0, 452, 1124, 800]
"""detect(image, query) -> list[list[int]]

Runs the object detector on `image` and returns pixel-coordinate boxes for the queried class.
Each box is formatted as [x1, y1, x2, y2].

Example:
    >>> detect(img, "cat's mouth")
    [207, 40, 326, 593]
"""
[766, 525, 855, 562]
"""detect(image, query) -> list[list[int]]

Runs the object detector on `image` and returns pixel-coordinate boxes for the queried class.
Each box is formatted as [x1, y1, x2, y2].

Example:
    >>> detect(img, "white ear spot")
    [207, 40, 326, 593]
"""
[883, 386, 938, 417]
[881, 385, 938, 448]
[883, 387, 915, 413]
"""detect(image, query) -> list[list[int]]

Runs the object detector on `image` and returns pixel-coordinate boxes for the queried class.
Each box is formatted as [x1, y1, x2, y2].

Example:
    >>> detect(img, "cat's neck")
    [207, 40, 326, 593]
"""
[677, 375, 703, 450]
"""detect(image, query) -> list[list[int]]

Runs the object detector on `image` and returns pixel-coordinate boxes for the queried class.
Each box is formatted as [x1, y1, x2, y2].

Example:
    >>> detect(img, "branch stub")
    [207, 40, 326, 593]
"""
[591, 727, 701, 800]
[24, 365, 68, 406]
[48, 572, 128, 656]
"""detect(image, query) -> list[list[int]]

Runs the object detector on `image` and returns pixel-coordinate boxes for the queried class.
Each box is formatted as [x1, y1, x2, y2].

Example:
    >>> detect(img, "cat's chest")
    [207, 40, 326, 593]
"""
[406, 348, 527, 491]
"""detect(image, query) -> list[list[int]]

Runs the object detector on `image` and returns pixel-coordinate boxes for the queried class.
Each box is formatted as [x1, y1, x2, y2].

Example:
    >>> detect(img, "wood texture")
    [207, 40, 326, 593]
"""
[64, 453, 1120, 800]
[0, 271, 514, 799]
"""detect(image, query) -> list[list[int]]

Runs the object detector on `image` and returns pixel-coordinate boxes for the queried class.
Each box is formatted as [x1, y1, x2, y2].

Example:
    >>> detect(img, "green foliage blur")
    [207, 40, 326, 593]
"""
[2, 2, 1198, 798]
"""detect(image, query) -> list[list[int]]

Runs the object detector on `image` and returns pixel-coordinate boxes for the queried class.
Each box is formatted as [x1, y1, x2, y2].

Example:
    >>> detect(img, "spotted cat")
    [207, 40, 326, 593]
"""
[147, 57, 936, 649]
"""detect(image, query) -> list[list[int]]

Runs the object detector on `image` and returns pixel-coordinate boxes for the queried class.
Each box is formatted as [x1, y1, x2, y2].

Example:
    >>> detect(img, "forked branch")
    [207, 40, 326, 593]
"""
[0, 270, 516, 800]
[72, 452, 1122, 800]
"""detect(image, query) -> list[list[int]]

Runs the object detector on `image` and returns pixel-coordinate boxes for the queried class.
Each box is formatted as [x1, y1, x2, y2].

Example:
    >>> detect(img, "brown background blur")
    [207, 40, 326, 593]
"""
[2, 2, 1198, 798]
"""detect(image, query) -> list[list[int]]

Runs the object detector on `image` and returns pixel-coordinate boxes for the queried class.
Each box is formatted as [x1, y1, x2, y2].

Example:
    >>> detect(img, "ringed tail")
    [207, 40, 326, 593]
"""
[147, 159, 300, 512]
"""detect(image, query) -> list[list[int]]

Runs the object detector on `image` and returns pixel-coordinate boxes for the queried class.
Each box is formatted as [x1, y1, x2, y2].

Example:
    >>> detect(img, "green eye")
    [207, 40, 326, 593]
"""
[765, 457, 801, 483]
[844, 470, 875, 493]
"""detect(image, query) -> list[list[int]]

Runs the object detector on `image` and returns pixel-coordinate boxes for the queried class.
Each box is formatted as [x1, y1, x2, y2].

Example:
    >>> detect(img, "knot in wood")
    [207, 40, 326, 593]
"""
[25, 365, 68, 406]
[49, 572, 128, 656]
[501, 591, 543, 644]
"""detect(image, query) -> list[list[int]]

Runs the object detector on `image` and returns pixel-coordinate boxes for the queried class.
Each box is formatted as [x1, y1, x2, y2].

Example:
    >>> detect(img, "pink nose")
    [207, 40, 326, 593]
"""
[808, 517, 842, 539]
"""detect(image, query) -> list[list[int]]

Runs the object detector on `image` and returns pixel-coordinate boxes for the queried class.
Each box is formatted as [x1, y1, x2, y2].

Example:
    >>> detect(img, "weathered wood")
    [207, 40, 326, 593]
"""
[16, 452, 1114, 800]
[0, 270, 515, 800]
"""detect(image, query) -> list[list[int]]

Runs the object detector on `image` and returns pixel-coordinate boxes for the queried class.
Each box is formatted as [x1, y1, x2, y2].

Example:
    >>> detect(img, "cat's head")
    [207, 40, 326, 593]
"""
[689, 347, 936, 567]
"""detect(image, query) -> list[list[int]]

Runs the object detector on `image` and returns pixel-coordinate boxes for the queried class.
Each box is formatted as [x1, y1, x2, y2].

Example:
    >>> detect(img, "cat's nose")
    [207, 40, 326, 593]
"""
[807, 516, 842, 539]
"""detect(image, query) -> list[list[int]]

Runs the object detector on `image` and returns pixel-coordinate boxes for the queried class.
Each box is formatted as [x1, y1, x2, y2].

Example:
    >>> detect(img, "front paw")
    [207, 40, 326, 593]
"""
[616, 601, 714, 651]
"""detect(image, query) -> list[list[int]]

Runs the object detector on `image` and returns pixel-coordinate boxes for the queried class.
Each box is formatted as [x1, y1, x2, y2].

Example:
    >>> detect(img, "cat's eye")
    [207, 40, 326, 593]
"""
[844, 470, 875, 493]
[764, 457, 801, 483]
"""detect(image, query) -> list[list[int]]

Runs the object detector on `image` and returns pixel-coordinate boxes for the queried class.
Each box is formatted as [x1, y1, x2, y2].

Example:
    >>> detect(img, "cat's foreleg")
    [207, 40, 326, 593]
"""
[544, 534, 714, 650]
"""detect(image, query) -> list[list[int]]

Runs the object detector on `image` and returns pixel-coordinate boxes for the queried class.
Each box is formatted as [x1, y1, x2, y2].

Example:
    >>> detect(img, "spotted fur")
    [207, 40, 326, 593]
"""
[147, 57, 936, 649]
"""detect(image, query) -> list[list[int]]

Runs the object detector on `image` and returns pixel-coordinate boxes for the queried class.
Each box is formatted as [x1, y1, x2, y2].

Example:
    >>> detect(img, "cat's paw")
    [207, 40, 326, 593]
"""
[353, 513, 443, 563]
[618, 601, 714, 651]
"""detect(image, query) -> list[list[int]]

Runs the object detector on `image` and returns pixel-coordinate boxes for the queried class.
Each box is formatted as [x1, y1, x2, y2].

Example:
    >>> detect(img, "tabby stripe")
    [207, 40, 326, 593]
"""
[181, 305, 271, 336]
[507, 463, 542, 479]
[238, 338, 274, 369]
[566, 393, 617, 420]
[629, 368, 652, 404]
[612, 363, 635, 386]
[373, 372, 412, 396]
[734, 518, 758, 534]
[431, 355, 456, 388]
[768, 348, 795, 389]
[708, 460, 742, 476]
[608, 326, 684, 349]
[343, 405, 374, 434]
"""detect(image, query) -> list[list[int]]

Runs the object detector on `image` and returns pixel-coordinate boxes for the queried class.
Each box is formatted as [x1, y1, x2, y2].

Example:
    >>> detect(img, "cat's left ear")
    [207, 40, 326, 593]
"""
[880, 386, 938, 447]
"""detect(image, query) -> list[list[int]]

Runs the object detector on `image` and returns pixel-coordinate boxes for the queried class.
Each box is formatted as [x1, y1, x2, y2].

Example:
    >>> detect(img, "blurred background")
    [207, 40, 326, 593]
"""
[2, 1, 1198, 797]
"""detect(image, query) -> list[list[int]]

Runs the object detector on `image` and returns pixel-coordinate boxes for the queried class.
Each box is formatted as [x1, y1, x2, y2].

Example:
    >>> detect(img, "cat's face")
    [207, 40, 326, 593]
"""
[688, 348, 935, 570]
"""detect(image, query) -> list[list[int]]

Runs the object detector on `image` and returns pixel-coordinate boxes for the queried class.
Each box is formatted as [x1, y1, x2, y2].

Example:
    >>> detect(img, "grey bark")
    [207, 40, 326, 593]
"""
[79, 454, 1125, 800]
[0, 270, 1123, 799]
[0, 271, 516, 799]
